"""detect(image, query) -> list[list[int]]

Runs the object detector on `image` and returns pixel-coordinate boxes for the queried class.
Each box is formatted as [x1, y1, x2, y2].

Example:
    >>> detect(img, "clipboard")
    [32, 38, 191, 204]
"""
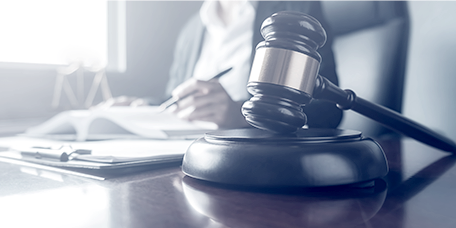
[0, 151, 183, 180]
[0, 136, 194, 180]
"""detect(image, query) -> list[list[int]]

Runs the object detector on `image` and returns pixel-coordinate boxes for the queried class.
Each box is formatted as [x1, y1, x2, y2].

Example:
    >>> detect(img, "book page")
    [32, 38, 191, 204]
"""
[24, 106, 217, 141]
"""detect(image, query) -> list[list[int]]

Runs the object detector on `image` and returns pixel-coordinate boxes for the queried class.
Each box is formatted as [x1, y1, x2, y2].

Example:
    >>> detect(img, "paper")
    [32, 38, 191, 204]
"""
[70, 139, 193, 163]
[0, 136, 194, 162]
[23, 106, 217, 141]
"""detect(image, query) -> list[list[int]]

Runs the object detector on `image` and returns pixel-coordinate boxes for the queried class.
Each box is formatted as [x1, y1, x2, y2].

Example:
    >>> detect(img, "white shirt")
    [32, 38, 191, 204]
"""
[192, 0, 256, 101]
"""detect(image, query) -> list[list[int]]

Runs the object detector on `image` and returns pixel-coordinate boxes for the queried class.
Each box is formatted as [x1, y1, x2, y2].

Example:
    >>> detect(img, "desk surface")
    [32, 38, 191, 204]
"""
[1, 138, 455, 228]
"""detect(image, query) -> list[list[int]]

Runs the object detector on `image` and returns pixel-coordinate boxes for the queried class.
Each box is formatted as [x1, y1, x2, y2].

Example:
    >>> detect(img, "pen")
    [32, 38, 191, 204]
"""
[158, 67, 233, 112]
[18, 145, 91, 162]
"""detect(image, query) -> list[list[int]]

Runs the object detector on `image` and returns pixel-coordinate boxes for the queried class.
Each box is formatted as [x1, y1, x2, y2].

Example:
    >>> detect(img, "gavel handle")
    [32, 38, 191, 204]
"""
[313, 75, 456, 153]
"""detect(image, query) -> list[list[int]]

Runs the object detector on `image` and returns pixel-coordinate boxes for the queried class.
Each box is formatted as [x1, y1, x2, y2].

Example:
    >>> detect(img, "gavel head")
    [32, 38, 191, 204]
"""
[241, 11, 327, 133]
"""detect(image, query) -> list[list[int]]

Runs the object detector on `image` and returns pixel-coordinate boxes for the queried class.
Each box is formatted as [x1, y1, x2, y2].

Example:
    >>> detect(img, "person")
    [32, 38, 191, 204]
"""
[99, 1, 342, 130]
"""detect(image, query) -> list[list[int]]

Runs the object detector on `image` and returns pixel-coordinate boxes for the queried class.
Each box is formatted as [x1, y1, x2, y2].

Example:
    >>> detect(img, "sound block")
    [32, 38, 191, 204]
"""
[182, 128, 388, 188]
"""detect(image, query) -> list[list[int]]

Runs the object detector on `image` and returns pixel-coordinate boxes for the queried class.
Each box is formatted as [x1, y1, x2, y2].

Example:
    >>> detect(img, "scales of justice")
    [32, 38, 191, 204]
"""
[182, 11, 456, 188]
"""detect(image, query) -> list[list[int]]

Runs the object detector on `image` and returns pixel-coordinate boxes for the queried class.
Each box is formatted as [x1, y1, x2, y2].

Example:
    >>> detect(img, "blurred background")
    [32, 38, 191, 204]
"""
[0, 1, 455, 141]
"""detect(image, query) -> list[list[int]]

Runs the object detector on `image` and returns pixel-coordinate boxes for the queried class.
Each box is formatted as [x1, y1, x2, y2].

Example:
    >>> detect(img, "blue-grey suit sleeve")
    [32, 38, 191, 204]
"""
[165, 14, 205, 100]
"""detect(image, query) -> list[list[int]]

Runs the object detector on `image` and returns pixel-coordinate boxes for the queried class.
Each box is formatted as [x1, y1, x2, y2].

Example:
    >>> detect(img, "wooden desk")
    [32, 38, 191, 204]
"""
[0, 138, 455, 228]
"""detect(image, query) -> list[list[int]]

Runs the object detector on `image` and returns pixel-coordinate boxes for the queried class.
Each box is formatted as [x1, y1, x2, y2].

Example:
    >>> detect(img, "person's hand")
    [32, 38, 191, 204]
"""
[91, 96, 149, 110]
[171, 78, 249, 129]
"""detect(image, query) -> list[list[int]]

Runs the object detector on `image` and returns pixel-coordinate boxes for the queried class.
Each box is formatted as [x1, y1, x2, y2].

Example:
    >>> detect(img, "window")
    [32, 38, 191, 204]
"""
[0, 0, 126, 72]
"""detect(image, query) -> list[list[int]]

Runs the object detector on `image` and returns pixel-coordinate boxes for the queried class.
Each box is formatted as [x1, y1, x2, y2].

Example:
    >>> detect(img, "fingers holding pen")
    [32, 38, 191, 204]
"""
[173, 94, 212, 120]
[169, 77, 249, 128]
[171, 79, 217, 115]
[172, 79, 202, 99]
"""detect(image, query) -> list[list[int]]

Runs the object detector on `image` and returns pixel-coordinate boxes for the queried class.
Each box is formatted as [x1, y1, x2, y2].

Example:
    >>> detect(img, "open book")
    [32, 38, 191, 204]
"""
[24, 106, 218, 141]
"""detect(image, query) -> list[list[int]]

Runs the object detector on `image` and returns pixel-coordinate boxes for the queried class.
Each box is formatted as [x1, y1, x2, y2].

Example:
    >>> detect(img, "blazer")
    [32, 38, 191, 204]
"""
[165, 1, 342, 128]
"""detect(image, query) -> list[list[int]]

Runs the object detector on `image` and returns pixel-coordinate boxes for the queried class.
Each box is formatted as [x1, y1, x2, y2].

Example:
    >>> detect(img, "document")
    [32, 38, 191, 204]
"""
[0, 136, 195, 179]
[23, 106, 217, 141]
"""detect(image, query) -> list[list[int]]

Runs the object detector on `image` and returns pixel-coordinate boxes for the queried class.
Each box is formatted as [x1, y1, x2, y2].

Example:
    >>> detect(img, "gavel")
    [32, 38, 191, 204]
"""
[182, 11, 455, 188]
[241, 11, 456, 153]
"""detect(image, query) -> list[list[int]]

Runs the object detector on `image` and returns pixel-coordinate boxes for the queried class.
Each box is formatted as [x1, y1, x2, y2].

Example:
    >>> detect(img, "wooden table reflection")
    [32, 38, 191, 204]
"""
[1, 138, 456, 228]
